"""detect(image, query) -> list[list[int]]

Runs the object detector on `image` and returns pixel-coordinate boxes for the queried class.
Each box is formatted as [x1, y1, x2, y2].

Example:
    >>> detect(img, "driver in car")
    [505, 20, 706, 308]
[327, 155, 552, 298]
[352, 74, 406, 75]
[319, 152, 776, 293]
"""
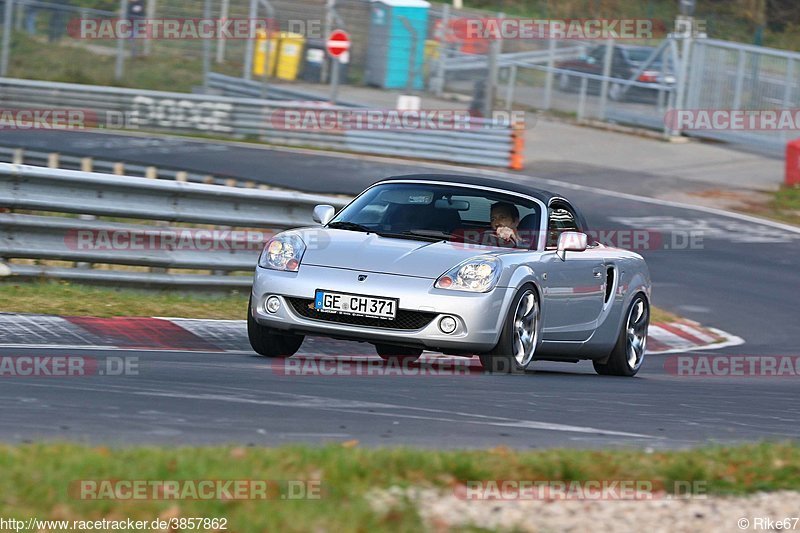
[484, 201, 522, 248]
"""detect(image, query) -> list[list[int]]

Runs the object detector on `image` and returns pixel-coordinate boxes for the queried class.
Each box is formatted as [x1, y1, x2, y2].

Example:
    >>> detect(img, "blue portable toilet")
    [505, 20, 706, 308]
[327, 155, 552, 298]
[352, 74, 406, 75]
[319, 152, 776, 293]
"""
[365, 0, 430, 90]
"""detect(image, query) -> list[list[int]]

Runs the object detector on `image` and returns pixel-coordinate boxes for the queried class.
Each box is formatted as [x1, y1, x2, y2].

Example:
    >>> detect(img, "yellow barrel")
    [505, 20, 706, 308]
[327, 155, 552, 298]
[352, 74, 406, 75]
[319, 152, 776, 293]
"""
[274, 32, 306, 81]
[253, 29, 279, 77]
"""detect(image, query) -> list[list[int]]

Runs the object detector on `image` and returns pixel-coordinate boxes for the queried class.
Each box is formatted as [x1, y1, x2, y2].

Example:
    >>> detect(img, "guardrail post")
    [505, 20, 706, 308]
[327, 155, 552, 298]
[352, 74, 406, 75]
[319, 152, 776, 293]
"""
[113, 163, 125, 175]
[47, 153, 60, 169]
[146, 166, 158, 179]
[81, 158, 93, 172]
[12, 149, 23, 165]
[176, 171, 188, 182]
[75, 213, 97, 270]
[203, 175, 215, 184]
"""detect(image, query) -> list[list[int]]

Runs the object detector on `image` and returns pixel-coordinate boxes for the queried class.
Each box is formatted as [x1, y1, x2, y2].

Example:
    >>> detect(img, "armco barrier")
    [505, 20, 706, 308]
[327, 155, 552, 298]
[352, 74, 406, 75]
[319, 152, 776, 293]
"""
[0, 163, 350, 287]
[0, 77, 521, 169]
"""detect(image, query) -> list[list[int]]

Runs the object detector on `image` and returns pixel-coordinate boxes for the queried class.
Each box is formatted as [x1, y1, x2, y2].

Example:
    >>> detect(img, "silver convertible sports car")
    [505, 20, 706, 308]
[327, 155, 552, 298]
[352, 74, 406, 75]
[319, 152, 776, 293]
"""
[248, 174, 651, 376]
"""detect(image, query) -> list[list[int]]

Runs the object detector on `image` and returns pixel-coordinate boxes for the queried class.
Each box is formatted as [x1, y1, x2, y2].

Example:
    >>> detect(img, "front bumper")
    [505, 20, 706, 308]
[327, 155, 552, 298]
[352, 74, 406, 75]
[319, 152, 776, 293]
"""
[251, 264, 514, 352]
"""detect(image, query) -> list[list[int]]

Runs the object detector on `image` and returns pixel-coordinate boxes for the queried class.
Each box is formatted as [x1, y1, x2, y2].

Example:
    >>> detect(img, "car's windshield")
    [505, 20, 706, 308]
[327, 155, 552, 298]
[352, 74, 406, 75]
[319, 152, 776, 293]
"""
[329, 182, 543, 250]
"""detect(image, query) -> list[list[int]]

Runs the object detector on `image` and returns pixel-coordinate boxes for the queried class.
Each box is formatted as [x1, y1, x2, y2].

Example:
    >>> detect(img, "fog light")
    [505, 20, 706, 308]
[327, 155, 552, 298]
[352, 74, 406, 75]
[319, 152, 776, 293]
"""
[439, 316, 457, 334]
[266, 296, 281, 314]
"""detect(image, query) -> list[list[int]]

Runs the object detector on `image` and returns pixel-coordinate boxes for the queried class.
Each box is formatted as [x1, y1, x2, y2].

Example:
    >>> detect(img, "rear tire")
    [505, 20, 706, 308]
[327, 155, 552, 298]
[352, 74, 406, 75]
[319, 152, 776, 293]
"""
[375, 344, 422, 363]
[593, 294, 649, 377]
[248, 297, 304, 358]
[480, 285, 540, 374]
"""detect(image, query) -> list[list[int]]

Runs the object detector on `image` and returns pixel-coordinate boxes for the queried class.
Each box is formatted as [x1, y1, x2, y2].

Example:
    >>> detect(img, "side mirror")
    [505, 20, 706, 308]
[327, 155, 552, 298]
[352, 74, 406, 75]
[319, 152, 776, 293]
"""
[557, 231, 588, 260]
[312, 204, 336, 225]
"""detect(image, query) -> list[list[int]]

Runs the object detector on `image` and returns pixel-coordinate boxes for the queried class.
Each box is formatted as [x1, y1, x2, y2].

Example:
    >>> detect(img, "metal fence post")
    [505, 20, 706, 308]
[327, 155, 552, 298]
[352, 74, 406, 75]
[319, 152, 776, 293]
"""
[432, 3, 450, 97]
[115, 0, 130, 81]
[674, 23, 693, 115]
[216, 0, 230, 63]
[260, 0, 275, 99]
[732, 48, 746, 110]
[781, 58, 795, 143]
[598, 38, 614, 120]
[322, 0, 335, 83]
[143, 0, 156, 57]
[203, 0, 212, 92]
[577, 76, 588, 121]
[483, 12, 503, 119]
[542, 36, 556, 111]
[243, 0, 257, 80]
[505, 64, 517, 111]
[1, 0, 15, 77]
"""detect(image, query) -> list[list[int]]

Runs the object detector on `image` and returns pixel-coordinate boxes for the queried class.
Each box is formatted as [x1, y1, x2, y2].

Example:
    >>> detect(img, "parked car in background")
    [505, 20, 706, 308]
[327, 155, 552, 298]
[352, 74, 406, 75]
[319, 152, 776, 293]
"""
[556, 44, 676, 102]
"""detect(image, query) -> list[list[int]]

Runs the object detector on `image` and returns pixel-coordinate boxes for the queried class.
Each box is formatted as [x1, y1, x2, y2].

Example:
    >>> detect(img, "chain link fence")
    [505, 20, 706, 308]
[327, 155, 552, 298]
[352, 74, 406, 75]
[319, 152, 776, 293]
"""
[0, 1, 798, 155]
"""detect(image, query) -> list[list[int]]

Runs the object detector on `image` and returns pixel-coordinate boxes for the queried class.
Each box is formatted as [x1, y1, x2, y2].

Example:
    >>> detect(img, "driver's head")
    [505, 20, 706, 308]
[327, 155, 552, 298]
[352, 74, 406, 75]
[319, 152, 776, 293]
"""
[490, 202, 520, 231]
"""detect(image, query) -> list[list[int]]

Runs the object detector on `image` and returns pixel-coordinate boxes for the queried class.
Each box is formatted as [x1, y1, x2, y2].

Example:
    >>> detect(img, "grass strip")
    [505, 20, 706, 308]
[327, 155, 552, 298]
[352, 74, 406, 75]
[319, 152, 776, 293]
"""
[0, 442, 798, 532]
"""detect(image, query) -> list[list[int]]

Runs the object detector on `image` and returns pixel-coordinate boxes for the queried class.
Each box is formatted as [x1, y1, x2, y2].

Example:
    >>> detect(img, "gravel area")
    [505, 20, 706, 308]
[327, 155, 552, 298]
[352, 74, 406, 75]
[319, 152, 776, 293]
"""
[369, 486, 800, 532]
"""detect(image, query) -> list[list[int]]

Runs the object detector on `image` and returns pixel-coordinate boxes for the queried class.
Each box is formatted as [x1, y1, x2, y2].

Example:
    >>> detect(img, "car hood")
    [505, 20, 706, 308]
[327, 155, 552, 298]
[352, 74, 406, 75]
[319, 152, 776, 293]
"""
[297, 228, 504, 279]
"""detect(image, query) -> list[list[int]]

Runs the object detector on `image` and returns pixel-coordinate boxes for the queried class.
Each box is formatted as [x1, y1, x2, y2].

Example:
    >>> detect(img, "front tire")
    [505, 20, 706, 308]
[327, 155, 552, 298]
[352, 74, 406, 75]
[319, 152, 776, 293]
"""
[593, 294, 649, 376]
[480, 285, 540, 374]
[247, 297, 304, 358]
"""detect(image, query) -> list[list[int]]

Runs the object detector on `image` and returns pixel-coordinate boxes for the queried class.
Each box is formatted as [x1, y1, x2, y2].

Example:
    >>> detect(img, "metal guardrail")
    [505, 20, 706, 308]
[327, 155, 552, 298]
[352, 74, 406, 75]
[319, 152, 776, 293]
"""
[0, 146, 225, 185]
[0, 77, 519, 168]
[206, 73, 364, 108]
[0, 163, 350, 287]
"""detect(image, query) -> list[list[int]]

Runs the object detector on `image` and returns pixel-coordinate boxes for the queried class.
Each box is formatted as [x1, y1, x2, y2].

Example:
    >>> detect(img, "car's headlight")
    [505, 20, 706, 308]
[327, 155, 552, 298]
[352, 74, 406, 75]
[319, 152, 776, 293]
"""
[258, 233, 306, 272]
[435, 255, 502, 292]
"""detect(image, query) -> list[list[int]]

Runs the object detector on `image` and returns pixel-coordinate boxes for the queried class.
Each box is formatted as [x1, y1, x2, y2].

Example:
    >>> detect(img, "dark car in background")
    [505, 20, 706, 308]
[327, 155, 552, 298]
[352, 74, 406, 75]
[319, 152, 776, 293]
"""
[556, 44, 676, 102]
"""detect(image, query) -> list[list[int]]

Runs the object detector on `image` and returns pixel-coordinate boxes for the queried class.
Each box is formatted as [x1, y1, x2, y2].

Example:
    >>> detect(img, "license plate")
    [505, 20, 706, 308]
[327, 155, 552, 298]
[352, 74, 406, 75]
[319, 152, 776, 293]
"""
[314, 290, 398, 320]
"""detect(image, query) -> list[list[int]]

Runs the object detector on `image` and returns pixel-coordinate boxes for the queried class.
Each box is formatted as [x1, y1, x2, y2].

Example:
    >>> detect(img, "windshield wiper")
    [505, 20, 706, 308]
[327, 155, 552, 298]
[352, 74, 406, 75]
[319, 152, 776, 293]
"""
[327, 221, 373, 233]
[400, 230, 484, 245]
[371, 230, 444, 243]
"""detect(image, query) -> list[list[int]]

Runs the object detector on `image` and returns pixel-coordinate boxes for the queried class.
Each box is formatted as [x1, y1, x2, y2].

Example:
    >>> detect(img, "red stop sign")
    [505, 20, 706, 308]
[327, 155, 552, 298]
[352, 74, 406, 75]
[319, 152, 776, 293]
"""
[326, 29, 351, 58]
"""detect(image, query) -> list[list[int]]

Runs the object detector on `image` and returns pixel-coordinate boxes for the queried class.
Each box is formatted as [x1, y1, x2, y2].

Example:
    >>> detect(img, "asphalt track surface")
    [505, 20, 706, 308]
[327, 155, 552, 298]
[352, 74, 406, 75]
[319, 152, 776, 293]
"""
[1, 130, 799, 448]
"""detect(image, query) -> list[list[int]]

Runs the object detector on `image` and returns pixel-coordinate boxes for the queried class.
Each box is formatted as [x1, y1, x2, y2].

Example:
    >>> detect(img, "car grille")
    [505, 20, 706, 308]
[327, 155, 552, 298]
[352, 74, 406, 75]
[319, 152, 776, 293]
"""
[286, 298, 437, 330]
